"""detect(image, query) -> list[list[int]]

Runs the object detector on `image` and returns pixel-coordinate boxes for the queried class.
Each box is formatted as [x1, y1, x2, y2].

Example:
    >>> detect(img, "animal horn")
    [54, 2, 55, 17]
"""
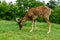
[16, 18, 20, 22]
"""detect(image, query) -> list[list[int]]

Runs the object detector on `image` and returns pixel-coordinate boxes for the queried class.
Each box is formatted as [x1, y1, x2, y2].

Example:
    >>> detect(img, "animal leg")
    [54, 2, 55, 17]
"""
[44, 16, 51, 34]
[30, 19, 35, 32]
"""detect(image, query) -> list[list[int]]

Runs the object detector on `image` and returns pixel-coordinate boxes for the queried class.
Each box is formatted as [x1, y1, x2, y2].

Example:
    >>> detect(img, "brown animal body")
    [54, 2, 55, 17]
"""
[16, 6, 52, 33]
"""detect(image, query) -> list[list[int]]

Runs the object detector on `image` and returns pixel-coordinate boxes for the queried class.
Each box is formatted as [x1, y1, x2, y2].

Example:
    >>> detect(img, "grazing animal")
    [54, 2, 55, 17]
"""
[16, 6, 52, 33]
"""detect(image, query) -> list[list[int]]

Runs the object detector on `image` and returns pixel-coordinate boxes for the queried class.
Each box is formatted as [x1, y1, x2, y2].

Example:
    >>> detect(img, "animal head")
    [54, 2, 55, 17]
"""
[16, 18, 23, 30]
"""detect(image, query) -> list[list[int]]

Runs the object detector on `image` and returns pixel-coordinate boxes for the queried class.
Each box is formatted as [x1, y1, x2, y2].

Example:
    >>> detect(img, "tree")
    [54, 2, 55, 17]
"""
[55, 0, 60, 6]
[46, 0, 57, 9]
[0, 0, 18, 20]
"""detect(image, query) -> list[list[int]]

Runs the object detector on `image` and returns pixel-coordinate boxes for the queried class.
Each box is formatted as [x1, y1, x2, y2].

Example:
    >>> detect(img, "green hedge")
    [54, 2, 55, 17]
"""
[50, 6, 60, 24]
[0, 1, 60, 24]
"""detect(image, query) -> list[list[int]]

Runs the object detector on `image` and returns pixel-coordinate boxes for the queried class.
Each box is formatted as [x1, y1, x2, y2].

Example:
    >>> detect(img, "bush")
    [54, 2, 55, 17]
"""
[50, 6, 60, 24]
[0, 0, 60, 24]
[0, 1, 18, 20]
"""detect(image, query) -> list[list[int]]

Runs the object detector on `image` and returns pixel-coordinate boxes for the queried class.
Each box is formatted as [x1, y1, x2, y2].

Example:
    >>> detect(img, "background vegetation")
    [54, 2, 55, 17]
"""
[0, 0, 60, 24]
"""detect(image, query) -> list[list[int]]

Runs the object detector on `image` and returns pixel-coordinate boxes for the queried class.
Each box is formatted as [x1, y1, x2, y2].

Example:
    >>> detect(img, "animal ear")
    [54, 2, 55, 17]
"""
[16, 18, 20, 22]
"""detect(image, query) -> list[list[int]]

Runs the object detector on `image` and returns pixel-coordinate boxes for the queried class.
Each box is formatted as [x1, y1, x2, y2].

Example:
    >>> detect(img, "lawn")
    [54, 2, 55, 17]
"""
[0, 20, 60, 40]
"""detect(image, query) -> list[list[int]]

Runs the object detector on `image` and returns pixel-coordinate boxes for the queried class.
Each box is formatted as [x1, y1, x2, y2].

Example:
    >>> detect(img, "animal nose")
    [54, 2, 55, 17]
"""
[19, 24, 22, 30]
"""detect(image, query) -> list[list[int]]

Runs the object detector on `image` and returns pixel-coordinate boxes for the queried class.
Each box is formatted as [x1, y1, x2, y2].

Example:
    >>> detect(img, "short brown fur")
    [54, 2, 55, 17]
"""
[16, 6, 52, 33]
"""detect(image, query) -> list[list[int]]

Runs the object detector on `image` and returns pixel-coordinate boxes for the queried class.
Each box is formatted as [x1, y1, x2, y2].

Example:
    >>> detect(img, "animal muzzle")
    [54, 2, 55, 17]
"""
[19, 23, 23, 30]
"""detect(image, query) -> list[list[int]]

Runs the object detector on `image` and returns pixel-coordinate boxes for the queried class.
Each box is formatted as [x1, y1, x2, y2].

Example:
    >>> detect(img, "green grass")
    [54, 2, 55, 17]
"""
[0, 20, 60, 40]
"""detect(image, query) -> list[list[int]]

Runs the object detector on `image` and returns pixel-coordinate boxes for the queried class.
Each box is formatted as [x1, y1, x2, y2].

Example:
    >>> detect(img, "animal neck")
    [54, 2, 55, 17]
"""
[21, 14, 28, 24]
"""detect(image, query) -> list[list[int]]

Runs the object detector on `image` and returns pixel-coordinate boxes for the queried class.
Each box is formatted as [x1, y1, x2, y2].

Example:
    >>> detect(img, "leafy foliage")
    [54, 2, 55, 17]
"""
[50, 6, 60, 24]
[0, 1, 18, 20]
[46, 0, 57, 9]
[0, 0, 60, 24]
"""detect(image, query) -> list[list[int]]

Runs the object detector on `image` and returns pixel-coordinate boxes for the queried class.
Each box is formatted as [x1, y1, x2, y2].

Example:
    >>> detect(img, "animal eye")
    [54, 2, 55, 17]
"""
[18, 19, 19, 20]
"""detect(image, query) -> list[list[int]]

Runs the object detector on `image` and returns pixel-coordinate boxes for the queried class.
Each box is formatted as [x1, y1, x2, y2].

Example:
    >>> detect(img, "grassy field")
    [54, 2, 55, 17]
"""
[0, 20, 60, 40]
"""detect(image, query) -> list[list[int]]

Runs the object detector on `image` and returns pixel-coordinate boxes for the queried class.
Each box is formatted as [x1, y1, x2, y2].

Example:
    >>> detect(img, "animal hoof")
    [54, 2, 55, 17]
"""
[30, 30, 33, 32]
[47, 31, 50, 34]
